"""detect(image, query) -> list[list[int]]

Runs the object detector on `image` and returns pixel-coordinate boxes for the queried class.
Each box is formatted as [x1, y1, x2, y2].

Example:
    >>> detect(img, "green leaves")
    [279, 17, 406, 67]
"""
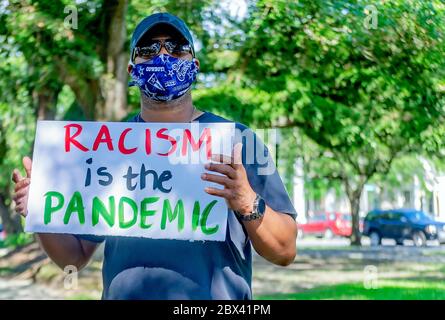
[230, 0, 445, 175]
[1, 0, 445, 240]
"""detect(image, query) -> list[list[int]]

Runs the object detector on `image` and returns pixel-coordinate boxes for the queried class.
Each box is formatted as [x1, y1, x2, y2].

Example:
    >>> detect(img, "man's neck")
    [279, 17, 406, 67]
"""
[139, 92, 198, 123]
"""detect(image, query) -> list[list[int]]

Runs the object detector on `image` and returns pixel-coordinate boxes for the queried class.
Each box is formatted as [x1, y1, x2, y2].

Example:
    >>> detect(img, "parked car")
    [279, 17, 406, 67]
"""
[363, 209, 445, 247]
[299, 212, 357, 239]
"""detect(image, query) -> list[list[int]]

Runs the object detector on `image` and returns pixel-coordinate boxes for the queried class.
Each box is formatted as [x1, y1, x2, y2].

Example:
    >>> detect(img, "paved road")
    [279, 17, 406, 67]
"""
[297, 236, 444, 248]
[295, 237, 445, 263]
[0, 278, 64, 300]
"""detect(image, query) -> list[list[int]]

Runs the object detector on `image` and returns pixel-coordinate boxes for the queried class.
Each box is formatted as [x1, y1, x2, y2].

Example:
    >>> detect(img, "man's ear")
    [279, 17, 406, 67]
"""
[194, 58, 200, 69]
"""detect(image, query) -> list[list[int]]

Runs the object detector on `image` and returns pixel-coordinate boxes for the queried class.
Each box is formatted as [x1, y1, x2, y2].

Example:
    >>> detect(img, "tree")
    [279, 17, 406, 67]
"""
[0, 0, 228, 235]
[2, 0, 128, 120]
[0, 54, 37, 234]
[225, 0, 445, 245]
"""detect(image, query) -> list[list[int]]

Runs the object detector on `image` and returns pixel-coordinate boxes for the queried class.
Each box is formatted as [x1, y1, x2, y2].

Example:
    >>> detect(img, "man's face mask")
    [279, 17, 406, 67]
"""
[129, 54, 199, 102]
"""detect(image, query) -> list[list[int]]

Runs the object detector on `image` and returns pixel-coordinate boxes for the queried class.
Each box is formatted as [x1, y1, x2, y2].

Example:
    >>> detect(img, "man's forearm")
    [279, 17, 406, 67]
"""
[242, 206, 297, 266]
[36, 233, 96, 270]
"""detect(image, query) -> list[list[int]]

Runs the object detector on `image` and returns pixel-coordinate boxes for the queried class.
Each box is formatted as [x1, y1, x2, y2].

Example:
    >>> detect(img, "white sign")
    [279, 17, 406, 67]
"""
[25, 121, 235, 241]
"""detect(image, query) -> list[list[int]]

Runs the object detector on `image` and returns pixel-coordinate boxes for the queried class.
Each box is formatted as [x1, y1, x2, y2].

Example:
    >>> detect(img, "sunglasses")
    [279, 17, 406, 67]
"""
[133, 39, 192, 61]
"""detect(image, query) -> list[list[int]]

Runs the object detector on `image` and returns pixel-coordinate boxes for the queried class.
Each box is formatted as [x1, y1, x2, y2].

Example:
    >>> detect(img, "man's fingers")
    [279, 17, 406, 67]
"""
[204, 187, 230, 199]
[13, 187, 29, 202]
[232, 143, 243, 169]
[14, 178, 30, 192]
[15, 204, 26, 215]
[211, 154, 233, 165]
[211, 143, 243, 169]
[12, 169, 23, 183]
[205, 162, 236, 179]
[11, 156, 32, 184]
[23, 156, 32, 178]
[201, 173, 234, 188]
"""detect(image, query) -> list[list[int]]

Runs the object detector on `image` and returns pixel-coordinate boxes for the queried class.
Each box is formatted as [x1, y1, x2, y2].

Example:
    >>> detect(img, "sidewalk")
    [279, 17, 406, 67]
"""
[0, 278, 64, 300]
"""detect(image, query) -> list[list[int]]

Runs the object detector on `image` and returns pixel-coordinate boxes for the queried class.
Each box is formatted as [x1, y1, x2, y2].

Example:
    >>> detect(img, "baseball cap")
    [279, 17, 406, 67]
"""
[130, 12, 195, 63]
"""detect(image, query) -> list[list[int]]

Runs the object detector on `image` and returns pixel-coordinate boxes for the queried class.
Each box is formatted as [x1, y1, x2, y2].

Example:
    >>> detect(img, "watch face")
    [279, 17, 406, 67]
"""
[257, 197, 266, 215]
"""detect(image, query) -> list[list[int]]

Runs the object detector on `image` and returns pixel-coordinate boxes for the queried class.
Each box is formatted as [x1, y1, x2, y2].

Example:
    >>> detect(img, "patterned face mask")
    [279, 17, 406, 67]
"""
[129, 54, 199, 102]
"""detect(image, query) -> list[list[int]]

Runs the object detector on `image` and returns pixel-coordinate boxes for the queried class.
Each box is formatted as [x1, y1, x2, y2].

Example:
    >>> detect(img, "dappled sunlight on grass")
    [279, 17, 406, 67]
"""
[256, 278, 445, 300]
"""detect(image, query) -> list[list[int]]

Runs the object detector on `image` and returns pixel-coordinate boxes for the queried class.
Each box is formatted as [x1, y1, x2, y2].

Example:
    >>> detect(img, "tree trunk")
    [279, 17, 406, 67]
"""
[55, 61, 104, 120]
[100, 0, 128, 121]
[33, 85, 61, 120]
[0, 192, 23, 235]
[349, 191, 363, 246]
[57, 0, 128, 121]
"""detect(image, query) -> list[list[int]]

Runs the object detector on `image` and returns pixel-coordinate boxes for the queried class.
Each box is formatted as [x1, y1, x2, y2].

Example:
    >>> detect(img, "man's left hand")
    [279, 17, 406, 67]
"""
[202, 143, 257, 215]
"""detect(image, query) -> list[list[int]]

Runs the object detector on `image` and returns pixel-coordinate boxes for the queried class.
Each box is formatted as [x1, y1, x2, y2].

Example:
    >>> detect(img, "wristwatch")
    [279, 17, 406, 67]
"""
[234, 194, 266, 221]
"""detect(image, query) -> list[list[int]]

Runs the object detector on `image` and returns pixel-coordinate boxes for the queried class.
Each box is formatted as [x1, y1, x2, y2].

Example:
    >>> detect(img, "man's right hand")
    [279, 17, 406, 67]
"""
[12, 156, 32, 217]
[11, 156, 99, 271]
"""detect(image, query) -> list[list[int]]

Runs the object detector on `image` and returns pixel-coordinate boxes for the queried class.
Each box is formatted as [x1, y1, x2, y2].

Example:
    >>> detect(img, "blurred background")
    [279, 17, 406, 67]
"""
[1, 0, 445, 299]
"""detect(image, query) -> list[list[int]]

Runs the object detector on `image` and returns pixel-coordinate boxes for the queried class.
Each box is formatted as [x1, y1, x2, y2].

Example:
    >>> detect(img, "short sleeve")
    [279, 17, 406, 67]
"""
[235, 125, 297, 219]
[74, 234, 106, 243]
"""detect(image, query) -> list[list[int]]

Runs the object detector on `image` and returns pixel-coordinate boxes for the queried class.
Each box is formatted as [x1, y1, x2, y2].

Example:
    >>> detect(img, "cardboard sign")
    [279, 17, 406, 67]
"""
[25, 121, 235, 241]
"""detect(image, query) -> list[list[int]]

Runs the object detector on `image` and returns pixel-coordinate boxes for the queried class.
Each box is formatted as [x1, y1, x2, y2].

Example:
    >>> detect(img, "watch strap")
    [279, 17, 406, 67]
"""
[234, 194, 265, 221]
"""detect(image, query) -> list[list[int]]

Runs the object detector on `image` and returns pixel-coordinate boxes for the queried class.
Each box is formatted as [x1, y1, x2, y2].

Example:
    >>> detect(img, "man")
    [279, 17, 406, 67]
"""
[12, 12, 297, 300]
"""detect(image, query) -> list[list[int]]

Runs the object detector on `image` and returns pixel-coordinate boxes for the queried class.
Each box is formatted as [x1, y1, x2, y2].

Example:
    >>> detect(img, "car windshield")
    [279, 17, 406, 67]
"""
[405, 211, 433, 222]
[311, 215, 326, 222]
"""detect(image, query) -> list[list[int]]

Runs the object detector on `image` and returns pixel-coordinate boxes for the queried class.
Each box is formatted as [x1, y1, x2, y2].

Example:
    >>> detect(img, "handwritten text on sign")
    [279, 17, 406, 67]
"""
[25, 121, 235, 241]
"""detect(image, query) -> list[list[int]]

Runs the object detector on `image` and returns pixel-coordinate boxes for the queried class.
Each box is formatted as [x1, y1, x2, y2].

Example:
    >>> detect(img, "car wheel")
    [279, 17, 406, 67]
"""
[396, 239, 404, 246]
[324, 229, 334, 239]
[369, 231, 381, 246]
[412, 231, 427, 247]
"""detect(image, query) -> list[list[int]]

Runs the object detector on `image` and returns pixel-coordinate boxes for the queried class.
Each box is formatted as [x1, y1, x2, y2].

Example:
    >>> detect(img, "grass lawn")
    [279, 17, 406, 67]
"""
[256, 279, 445, 300]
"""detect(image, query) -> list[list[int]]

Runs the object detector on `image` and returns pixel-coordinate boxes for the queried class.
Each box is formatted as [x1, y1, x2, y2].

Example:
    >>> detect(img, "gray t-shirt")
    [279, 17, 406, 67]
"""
[76, 111, 296, 299]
